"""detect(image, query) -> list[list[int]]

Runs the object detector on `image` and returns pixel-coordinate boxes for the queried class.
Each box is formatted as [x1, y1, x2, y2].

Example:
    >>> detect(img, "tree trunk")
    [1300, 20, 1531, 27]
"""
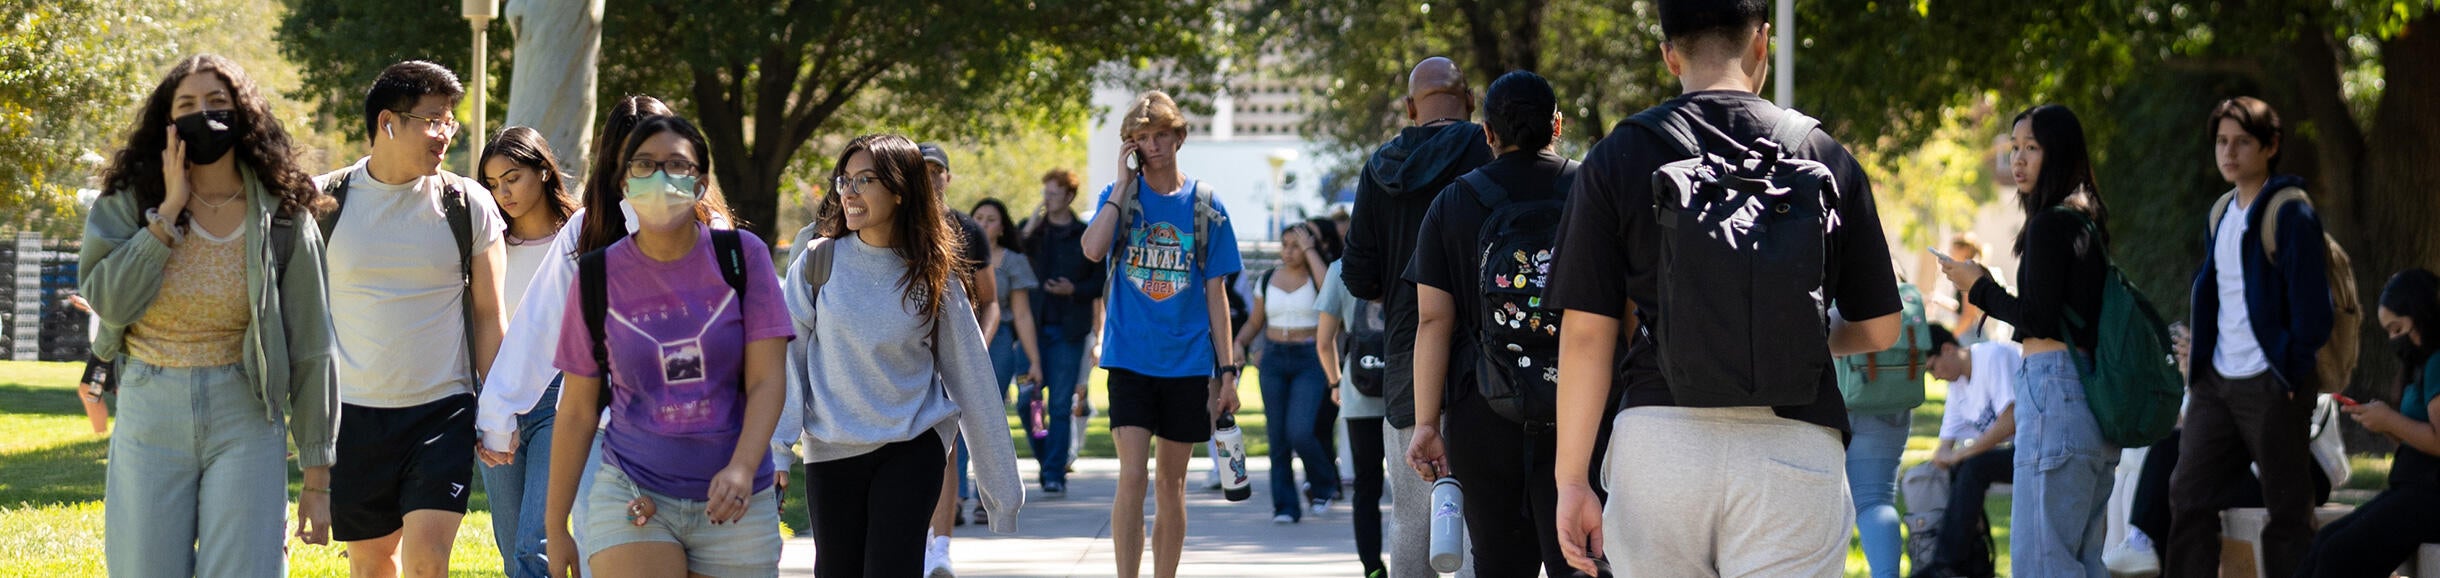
[2351, 21, 2440, 409]
[501, 0, 602, 180]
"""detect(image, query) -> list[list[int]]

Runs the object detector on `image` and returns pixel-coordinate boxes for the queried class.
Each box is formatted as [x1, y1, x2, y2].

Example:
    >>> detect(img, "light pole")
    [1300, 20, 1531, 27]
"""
[463, 0, 498, 173]
[1774, 0, 1794, 107]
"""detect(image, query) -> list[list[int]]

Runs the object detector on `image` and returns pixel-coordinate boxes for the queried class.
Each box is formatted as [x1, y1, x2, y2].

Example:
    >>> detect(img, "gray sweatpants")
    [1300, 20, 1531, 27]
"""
[1389, 424, 1473, 578]
[1601, 406, 1850, 578]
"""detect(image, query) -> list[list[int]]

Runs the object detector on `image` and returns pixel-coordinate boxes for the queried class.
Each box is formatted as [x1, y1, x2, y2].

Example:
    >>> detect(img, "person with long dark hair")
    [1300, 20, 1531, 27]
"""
[81, 53, 339, 578]
[1236, 218, 1343, 524]
[2298, 268, 2440, 577]
[967, 197, 1043, 523]
[543, 115, 791, 578]
[473, 125, 580, 578]
[788, 134, 1020, 578]
[1941, 104, 2119, 576]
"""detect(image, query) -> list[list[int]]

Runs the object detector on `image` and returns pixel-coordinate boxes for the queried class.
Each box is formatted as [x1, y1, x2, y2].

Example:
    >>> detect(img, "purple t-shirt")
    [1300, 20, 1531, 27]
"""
[555, 225, 793, 500]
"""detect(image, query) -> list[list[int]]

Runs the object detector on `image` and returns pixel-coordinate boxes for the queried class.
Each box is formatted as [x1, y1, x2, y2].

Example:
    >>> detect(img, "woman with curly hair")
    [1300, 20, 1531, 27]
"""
[79, 53, 340, 577]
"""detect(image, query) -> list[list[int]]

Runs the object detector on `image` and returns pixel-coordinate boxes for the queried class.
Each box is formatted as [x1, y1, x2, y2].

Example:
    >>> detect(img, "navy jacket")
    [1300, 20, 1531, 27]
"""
[2189, 174, 2334, 393]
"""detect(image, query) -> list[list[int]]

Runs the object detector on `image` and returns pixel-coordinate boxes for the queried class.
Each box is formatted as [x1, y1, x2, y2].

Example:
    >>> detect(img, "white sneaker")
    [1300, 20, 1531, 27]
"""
[924, 535, 954, 578]
[2103, 531, 2159, 577]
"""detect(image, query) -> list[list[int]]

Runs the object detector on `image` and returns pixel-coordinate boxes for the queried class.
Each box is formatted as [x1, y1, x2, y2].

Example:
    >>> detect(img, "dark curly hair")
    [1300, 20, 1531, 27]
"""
[821, 134, 961, 320]
[101, 54, 326, 221]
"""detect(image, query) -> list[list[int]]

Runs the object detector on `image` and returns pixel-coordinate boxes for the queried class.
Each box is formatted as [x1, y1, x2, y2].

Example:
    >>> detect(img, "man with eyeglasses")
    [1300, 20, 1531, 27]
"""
[313, 60, 509, 578]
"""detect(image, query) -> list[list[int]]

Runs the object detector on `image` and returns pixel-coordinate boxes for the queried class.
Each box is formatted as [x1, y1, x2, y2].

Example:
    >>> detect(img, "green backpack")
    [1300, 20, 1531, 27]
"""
[2055, 209, 2185, 448]
[1837, 284, 1931, 414]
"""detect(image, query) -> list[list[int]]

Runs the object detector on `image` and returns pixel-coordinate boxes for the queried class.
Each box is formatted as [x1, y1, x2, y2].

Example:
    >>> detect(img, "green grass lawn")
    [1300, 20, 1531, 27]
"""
[0, 360, 1268, 576]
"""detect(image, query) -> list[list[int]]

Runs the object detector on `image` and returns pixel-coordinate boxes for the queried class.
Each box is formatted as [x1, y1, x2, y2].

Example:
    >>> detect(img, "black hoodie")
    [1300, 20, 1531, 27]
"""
[1343, 121, 1493, 428]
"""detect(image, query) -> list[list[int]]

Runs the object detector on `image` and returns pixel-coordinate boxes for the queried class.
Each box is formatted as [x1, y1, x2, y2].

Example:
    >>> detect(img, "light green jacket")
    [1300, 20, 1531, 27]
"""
[78, 169, 340, 468]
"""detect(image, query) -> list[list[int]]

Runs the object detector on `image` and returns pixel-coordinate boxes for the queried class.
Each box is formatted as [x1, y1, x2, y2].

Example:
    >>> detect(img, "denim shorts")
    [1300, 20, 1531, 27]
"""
[580, 459, 782, 578]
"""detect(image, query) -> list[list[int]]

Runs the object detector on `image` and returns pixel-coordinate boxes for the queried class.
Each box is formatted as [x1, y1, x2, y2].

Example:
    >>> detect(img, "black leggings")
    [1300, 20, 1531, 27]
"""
[805, 429, 946, 578]
[1348, 416, 1387, 573]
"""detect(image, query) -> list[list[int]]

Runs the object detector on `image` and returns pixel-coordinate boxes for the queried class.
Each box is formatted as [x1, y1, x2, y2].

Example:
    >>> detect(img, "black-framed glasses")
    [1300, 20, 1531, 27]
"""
[628, 158, 700, 179]
[393, 110, 459, 133]
[831, 175, 883, 196]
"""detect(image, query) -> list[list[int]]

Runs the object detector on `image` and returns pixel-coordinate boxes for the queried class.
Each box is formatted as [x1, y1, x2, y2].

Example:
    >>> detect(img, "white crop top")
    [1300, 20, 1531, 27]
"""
[1265, 275, 1320, 330]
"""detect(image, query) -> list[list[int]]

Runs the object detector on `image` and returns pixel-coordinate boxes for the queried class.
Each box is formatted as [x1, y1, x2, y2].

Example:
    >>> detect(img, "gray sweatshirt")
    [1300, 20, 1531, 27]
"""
[785, 234, 1020, 533]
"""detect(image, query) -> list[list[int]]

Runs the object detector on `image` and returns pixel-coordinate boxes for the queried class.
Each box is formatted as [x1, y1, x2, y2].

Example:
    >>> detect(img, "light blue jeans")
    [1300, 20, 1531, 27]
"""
[1846, 410, 1911, 578]
[105, 358, 288, 578]
[479, 381, 560, 578]
[2011, 350, 2119, 577]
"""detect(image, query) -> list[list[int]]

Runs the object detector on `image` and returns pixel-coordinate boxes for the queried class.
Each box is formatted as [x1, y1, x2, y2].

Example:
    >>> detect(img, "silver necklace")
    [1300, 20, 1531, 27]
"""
[192, 189, 241, 210]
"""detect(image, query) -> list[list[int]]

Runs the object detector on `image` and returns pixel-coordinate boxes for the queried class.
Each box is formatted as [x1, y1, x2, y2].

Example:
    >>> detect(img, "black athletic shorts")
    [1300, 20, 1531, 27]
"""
[79, 355, 115, 394]
[332, 394, 477, 541]
[1106, 368, 1214, 443]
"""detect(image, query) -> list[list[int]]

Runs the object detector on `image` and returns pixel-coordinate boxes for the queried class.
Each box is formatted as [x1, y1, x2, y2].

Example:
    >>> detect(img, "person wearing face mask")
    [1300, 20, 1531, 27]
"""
[472, 126, 580, 578]
[81, 53, 340, 578]
[543, 115, 792, 578]
[2297, 268, 2440, 577]
[788, 134, 1022, 578]
[313, 60, 509, 578]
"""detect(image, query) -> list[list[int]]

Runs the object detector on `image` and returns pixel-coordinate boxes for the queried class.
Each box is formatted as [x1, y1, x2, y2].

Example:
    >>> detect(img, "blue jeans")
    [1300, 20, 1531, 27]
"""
[1257, 339, 1339, 518]
[1846, 410, 1910, 578]
[479, 380, 560, 578]
[1025, 326, 1086, 488]
[105, 359, 287, 578]
[2011, 351, 2119, 577]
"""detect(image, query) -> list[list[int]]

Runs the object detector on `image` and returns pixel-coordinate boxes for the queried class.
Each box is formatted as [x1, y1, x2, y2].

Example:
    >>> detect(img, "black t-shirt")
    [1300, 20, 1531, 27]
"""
[1542, 91, 1902, 434]
[1969, 209, 2104, 346]
[950, 210, 991, 323]
[1403, 150, 1575, 403]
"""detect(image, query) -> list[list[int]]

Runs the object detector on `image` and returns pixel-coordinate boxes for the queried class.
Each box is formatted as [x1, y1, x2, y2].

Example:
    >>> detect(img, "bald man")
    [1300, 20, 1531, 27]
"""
[1341, 55, 1493, 578]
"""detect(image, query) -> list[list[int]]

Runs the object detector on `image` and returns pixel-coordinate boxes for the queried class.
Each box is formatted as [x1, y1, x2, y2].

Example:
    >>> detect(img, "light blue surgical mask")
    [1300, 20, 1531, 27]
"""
[623, 172, 700, 229]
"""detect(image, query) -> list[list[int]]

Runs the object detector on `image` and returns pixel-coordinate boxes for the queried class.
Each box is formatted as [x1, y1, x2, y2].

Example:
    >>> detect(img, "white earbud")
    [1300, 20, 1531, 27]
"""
[385, 123, 395, 140]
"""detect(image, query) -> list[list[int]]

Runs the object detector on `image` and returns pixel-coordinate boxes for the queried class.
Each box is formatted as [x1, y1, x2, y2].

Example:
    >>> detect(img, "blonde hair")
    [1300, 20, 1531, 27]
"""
[1121, 91, 1188, 140]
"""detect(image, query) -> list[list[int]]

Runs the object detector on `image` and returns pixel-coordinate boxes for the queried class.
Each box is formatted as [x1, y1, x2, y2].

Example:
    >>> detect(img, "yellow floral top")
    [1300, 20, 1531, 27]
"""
[127, 223, 249, 367]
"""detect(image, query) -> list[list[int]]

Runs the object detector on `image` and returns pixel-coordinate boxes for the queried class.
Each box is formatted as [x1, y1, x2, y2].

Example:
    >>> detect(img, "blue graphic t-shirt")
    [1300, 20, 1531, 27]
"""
[1096, 177, 1243, 378]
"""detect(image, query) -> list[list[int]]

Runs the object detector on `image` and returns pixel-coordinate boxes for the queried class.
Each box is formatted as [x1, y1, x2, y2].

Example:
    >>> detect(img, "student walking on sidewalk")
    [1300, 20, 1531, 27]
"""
[1238, 219, 1343, 524]
[543, 115, 791, 578]
[1081, 90, 1247, 578]
[789, 134, 1022, 578]
[82, 53, 340, 578]
[472, 126, 581, 578]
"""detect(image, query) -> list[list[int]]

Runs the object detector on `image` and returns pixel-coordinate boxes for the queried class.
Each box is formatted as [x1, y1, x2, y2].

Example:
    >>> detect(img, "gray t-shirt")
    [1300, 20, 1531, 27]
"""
[993, 248, 1038, 325]
[1317, 262, 1385, 418]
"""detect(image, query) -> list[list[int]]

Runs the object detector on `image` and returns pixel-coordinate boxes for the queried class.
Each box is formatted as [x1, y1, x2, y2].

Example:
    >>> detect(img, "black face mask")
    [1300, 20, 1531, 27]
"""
[2395, 334, 2427, 365]
[173, 110, 243, 165]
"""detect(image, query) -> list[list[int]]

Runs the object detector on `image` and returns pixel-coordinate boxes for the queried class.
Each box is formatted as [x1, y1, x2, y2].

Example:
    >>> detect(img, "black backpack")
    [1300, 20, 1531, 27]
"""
[1623, 104, 1841, 408]
[318, 171, 481, 391]
[578, 229, 751, 410]
[1342, 294, 1390, 397]
[1462, 160, 1579, 424]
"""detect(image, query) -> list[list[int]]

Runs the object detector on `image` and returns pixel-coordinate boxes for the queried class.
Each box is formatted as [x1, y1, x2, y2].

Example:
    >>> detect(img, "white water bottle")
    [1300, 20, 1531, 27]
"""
[1215, 416, 1252, 502]
[1430, 477, 1466, 573]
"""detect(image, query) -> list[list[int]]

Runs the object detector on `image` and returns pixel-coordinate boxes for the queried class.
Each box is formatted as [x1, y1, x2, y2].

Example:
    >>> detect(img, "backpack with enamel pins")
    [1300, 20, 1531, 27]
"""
[1463, 160, 1578, 424]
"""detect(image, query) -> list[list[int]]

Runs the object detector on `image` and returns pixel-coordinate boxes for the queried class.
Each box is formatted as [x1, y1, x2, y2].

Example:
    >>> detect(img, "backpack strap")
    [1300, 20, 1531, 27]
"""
[316, 172, 351, 242]
[1460, 171, 1509, 207]
[798, 237, 841, 329]
[1623, 102, 1700, 160]
[1768, 109, 1822, 159]
[711, 228, 748, 297]
[2256, 187, 2309, 265]
[442, 183, 480, 392]
[1192, 180, 1223, 267]
[2207, 190, 2238, 240]
[268, 213, 299, 287]
[579, 247, 612, 408]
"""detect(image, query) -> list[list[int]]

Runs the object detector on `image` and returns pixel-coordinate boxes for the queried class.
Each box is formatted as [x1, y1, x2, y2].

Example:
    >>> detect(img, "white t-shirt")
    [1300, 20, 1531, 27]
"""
[503, 237, 556, 319]
[2212, 198, 2272, 377]
[1940, 341, 2024, 443]
[322, 159, 505, 408]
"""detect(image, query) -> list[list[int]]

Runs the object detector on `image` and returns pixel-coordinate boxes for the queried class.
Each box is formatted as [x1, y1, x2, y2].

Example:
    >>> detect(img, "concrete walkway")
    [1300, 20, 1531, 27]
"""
[779, 456, 1375, 577]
